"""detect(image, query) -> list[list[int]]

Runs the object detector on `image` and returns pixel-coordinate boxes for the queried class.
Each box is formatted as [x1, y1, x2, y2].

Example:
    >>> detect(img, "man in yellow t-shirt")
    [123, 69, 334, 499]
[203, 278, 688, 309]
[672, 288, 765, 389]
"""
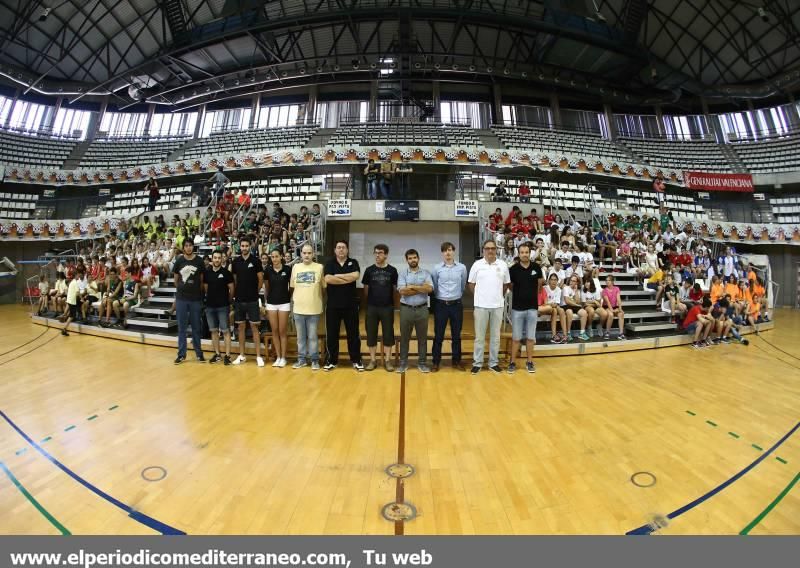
[290, 243, 326, 369]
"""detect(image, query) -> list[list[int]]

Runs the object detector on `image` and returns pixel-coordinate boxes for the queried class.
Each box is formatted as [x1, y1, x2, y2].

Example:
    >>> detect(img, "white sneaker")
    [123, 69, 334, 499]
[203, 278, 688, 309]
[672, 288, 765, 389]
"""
[271, 358, 280, 367]
[277, 358, 287, 368]
[257, 356, 265, 368]
[233, 355, 246, 365]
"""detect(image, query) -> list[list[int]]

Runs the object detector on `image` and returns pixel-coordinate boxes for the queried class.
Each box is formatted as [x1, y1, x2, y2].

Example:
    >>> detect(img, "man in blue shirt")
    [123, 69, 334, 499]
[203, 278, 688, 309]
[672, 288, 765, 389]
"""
[397, 249, 434, 374]
[430, 242, 467, 372]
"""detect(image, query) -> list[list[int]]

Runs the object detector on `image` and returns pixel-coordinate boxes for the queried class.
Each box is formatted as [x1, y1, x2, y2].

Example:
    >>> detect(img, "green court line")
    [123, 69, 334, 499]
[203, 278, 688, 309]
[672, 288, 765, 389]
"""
[706, 420, 718, 427]
[40, 436, 52, 443]
[728, 432, 740, 439]
[64, 425, 75, 432]
[740, 473, 800, 535]
[108, 405, 119, 411]
[752, 444, 763, 451]
[0, 461, 71, 535]
[15, 448, 27, 456]
[686, 410, 696, 416]
[87, 414, 98, 421]
[776, 457, 788, 465]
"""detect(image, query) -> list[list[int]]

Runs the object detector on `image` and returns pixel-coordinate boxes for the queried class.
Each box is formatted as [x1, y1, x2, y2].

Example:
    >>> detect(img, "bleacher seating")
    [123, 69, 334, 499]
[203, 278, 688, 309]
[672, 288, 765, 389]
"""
[620, 137, 732, 172]
[0, 131, 74, 168]
[181, 125, 318, 160]
[480, 179, 604, 210]
[81, 137, 188, 169]
[103, 185, 191, 217]
[0, 191, 39, 219]
[328, 122, 483, 147]
[229, 176, 323, 203]
[491, 124, 631, 162]
[731, 133, 800, 174]
[770, 196, 800, 223]
[615, 188, 705, 219]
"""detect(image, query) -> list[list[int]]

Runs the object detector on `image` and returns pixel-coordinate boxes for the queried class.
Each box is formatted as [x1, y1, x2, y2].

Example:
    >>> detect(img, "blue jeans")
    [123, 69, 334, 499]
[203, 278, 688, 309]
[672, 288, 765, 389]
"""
[432, 299, 463, 364]
[367, 179, 379, 199]
[294, 313, 320, 363]
[176, 298, 203, 358]
[473, 307, 504, 368]
[380, 177, 392, 199]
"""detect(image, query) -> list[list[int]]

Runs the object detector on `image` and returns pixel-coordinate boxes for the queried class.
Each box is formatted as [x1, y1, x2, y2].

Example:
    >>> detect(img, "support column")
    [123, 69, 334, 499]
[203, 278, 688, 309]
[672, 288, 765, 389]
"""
[492, 83, 503, 125]
[702, 97, 723, 142]
[305, 85, 318, 125]
[432, 80, 441, 120]
[549, 91, 561, 129]
[194, 104, 206, 139]
[45, 97, 62, 134]
[654, 105, 665, 136]
[603, 103, 616, 140]
[785, 93, 800, 130]
[86, 97, 108, 141]
[143, 103, 155, 137]
[250, 94, 260, 128]
[369, 80, 378, 121]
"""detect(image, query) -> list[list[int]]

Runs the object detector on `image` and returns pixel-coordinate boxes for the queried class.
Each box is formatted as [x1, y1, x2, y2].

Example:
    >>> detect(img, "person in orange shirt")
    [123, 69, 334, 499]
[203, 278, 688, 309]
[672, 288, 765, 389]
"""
[724, 276, 740, 302]
[709, 275, 724, 304]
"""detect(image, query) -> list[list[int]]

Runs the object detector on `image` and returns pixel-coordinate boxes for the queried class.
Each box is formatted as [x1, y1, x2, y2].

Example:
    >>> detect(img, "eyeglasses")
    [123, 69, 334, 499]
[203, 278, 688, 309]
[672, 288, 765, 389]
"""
[483, 246, 497, 250]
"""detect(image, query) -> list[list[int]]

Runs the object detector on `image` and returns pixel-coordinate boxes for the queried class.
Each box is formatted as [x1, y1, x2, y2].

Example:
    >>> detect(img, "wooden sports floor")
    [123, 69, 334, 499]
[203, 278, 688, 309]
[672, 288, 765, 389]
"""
[0, 303, 797, 535]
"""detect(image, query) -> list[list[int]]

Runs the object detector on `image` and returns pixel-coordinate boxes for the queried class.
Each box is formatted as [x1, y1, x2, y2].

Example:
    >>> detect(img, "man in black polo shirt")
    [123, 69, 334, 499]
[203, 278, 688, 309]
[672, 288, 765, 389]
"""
[173, 239, 206, 364]
[323, 240, 363, 371]
[232, 237, 265, 367]
[204, 250, 234, 365]
[508, 242, 543, 374]
[361, 243, 398, 372]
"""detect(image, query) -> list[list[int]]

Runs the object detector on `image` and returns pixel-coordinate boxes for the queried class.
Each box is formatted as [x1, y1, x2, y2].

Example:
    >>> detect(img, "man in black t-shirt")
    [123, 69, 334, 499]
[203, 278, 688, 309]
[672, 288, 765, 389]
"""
[231, 237, 265, 367]
[323, 240, 363, 371]
[204, 250, 234, 365]
[173, 239, 206, 364]
[508, 242, 544, 374]
[361, 243, 398, 371]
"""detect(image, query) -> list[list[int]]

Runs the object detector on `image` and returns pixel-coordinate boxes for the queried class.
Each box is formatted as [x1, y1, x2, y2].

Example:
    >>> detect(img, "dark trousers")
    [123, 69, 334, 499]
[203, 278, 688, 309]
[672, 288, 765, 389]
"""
[148, 196, 157, 211]
[326, 306, 361, 365]
[176, 298, 203, 359]
[432, 299, 463, 364]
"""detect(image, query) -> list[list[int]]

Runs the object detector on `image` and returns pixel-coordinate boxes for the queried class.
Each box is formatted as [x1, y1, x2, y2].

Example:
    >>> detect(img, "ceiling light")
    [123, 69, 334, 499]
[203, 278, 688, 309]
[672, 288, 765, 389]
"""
[468, 65, 475, 72]
[503, 69, 509, 75]
[38, 8, 50, 22]
[414, 62, 422, 69]
[757, 7, 768, 22]
[486, 67, 493, 73]
[316, 67, 324, 73]
[333, 65, 340, 71]
[452, 64, 459, 70]
[299, 68, 306, 74]
[521, 71, 527, 78]
[434, 63, 441, 70]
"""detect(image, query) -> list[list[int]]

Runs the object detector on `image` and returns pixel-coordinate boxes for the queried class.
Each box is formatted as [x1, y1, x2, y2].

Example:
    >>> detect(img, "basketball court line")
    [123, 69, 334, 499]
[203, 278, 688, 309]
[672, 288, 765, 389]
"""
[626, 421, 800, 535]
[394, 370, 406, 536]
[0, 409, 186, 535]
[0, 329, 59, 368]
[740, 472, 800, 535]
[0, 327, 50, 358]
[0, 460, 71, 535]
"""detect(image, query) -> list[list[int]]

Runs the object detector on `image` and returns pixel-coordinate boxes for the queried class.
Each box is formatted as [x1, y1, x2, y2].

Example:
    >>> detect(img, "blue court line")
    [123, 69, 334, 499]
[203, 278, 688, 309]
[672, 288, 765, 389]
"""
[626, 420, 800, 535]
[0, 410, 185, 535]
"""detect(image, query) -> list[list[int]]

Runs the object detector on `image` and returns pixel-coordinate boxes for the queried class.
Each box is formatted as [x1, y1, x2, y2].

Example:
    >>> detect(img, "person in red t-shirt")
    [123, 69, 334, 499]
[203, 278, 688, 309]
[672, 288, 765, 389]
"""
[518, 182, 531, 203]
[526, 209, 541, 233]
[209, 211, 226, 245]
[653, 176, 667, 213]
[543, 207, 555, 230]
[505, 206, 522, 227]
[678, 250, 692, 268]
[683, 297, 713, 347]
[688, 282, 704, 303]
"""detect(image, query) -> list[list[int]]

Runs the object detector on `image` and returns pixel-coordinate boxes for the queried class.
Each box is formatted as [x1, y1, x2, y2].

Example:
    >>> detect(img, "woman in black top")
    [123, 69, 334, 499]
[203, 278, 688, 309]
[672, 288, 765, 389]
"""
[264, 247, 292, 367]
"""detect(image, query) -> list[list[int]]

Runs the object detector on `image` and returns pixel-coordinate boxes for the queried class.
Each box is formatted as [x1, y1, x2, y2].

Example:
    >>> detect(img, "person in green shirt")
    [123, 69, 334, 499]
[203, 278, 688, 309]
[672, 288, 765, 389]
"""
[660, 211, 671, 232]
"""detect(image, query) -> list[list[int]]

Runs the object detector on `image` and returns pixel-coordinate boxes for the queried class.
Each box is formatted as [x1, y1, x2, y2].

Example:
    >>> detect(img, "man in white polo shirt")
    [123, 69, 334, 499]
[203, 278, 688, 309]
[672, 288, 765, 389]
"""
[468, 239, 511, 375]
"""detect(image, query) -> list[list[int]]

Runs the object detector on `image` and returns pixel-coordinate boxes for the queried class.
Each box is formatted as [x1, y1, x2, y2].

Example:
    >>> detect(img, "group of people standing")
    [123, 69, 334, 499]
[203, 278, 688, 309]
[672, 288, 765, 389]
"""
[171, 236, 544, 374]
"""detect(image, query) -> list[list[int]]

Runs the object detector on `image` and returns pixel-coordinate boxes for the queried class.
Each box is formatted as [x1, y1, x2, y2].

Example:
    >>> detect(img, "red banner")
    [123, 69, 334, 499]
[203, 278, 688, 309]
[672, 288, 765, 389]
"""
[683, 171, 754, 193]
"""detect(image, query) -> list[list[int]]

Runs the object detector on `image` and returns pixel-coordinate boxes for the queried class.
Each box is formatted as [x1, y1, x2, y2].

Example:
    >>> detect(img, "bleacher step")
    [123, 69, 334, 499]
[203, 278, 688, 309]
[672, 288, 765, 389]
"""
[625, 322, 679, 334]
[125, 317, 177, 329]
[145, 296, 174, 305]
[131, 306, 169, 316]
[154, 287, 177, 294]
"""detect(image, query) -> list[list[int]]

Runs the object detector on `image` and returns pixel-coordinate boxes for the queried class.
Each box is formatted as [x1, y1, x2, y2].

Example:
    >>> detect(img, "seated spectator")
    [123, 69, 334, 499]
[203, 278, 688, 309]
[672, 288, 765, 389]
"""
[661, 273, 687, 319]
[37, 274, 50, 315]
[517, 182, 531, 203]
[582, 274, 605, 337]
[492, 181, 509, 202]
[563, 275, 590, 341]
[538, 273, 568, 344]
[600, 275, 625, 340]
[684, 297, 714, 348]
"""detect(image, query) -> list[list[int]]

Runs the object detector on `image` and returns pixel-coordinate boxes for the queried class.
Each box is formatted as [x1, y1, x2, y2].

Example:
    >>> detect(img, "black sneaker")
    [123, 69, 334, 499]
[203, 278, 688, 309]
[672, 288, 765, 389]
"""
[353, 362, 365, 372]
[489, 365, 502, 374]
[470, 365, 481, 375]
[323, 363, 337, 372]
[223, 355, 232, 365]
[209, 353, 221, 364]
[526, 361, 536, 373]
[174, 355, 186, 365]
[196, 354, 206, 363]
[506, 362, 517, 374]
[61, 329, 69, 336]
[720, 336, 731, 344]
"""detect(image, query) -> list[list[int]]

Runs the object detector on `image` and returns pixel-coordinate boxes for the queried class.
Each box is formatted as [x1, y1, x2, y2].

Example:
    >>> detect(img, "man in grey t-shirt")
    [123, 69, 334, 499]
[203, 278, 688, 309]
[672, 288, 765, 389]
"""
[208, 166, 230, 200]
